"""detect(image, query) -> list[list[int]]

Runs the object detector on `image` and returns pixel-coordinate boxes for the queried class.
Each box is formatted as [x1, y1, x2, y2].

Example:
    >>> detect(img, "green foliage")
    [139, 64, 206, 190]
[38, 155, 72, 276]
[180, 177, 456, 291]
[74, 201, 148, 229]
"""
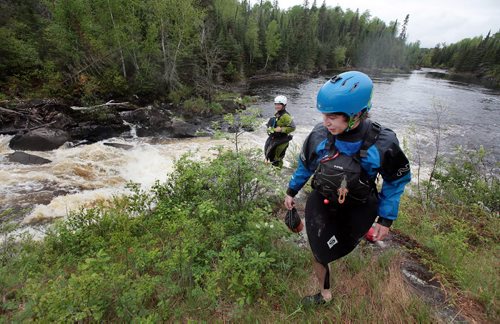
[285, 142, 301, 170]
[396, 147, 499, 319]
[429, 31, 500, 81]
[2, 0, 498, 101]
[182, 97, 208, 116]
[333, 46, 347, 67]
[223, 61, 239, 82]
[264, 20, 281, 69]
[215, 108, 262, 154]
[433, 146, 499, 212]
[208, 102, 224, 114]
[0, 149, 308, 321]
[168, 85, 193, 105]
[1, 0, 438, 100]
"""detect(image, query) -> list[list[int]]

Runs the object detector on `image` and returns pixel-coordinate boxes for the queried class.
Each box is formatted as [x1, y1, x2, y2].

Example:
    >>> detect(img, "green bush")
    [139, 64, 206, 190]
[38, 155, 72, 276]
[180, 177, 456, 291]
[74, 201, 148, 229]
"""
[1, 149, 307, 321]
[182, 97, 208, 116]
[223, 61, 239, 82]
[168, 85, 193, 105]
[208, 102, 223, 114]
[433, 146, 499, 212]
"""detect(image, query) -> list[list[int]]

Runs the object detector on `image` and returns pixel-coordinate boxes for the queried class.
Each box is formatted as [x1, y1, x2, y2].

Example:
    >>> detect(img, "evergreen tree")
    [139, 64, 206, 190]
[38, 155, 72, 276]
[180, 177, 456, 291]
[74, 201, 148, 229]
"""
[264, 20, 281, 69]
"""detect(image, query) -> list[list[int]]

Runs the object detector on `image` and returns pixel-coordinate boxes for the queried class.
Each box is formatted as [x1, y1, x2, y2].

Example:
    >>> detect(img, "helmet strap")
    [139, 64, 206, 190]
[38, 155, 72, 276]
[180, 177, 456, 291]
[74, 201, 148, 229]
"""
[344, 116, 357, 132]
[344, 110, 366, 132]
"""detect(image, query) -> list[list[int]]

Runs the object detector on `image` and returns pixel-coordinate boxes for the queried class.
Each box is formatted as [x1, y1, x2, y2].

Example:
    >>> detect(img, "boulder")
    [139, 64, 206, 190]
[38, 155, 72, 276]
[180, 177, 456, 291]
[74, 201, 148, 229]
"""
[70, 124, 129, 143]
[9, 128, 70, 151]
[168, 118, 199, 138]
[7, 152, 52, 165]
[121, 106, 172, 136]
[219, 99, 245, 114]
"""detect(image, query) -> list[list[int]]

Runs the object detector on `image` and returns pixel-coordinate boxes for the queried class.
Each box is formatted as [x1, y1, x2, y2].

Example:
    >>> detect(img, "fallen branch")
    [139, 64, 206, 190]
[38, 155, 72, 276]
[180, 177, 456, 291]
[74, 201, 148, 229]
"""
[70, 100, 130, 111]
[26, 121, 58, 132]
[0, 107, 26, 116]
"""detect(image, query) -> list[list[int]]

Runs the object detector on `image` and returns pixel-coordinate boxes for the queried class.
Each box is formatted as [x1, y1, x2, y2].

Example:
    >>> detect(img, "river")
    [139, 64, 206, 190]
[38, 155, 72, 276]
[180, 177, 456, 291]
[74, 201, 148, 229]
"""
[1, 68, 499, 237]
[248, 68, 500, 162]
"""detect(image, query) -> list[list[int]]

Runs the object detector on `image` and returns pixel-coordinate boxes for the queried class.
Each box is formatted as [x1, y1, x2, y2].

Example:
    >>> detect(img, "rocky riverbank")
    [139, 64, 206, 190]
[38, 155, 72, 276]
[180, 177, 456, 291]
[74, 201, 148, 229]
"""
[0, 98, 246, 155]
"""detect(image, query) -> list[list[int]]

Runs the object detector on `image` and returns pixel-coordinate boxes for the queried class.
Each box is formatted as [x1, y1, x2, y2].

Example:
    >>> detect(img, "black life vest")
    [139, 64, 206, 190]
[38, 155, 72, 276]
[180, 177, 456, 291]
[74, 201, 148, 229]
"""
[312, 122, 381, 205]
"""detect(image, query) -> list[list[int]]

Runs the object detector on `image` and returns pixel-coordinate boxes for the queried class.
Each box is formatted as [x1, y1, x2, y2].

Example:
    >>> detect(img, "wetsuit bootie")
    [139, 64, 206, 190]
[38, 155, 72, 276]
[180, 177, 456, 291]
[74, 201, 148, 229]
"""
[301, 292, 327, 306]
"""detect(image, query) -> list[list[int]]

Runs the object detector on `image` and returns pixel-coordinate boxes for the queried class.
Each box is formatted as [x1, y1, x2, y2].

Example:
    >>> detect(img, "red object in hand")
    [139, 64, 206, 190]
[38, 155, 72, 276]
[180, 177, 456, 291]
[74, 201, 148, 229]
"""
[323, 199, 330, 205]
[293, 219, 304, 233]
[365, 227, 376, 242]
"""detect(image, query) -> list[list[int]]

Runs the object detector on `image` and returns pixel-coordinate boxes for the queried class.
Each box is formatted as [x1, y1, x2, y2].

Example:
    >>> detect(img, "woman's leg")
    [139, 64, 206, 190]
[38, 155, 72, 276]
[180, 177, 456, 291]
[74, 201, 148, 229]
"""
[312, 260, 332, 301]
[272, 142, 289, 167]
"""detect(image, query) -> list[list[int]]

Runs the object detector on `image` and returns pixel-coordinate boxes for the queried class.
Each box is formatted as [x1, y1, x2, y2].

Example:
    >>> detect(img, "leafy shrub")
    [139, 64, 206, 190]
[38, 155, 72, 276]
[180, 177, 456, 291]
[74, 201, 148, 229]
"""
[208, 102, 223, 114]
[223, 61, 239, 82]
[1, 149, 307, 321]
[433, 146, 499, 212]
[182, 97, 208, 116]
[168, 85, 193, 105]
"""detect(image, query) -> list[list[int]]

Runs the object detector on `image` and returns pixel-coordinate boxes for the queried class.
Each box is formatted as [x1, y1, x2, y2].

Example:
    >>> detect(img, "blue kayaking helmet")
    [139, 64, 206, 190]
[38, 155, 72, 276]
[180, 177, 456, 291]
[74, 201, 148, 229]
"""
[316, 71, 373, 116]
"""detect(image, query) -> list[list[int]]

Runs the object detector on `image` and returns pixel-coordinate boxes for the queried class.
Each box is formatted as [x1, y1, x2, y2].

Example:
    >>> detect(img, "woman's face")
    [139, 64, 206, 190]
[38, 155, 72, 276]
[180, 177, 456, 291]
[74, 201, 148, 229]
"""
[322, 113, 348, 135]
[274, 103, 285, 111]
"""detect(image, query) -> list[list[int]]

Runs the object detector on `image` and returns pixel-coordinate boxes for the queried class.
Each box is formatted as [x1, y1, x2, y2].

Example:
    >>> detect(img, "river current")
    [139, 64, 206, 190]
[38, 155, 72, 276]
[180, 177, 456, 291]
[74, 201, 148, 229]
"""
[1, 68, 498, 237]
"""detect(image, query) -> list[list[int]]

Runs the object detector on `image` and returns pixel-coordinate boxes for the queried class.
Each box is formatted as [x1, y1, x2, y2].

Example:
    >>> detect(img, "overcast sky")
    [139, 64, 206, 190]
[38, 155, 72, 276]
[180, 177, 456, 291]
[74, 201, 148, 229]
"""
[265, 0, 500, 48]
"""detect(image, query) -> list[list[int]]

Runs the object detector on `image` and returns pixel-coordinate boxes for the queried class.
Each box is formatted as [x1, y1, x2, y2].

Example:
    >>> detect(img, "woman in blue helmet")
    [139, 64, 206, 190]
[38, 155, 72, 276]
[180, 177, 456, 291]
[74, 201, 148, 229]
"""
[283, 71, 411, 305]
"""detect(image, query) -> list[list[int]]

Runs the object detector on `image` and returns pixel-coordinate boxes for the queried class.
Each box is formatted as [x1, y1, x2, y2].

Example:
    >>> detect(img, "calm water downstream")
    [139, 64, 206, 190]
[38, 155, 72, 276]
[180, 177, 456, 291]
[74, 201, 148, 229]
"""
[248, 68, 499, 163]
[1, 68, 498, 236]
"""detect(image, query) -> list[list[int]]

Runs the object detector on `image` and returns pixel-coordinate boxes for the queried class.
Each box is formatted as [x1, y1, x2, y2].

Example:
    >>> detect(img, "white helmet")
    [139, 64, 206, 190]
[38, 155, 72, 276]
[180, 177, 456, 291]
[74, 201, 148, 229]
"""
[274, 95, 287, 106]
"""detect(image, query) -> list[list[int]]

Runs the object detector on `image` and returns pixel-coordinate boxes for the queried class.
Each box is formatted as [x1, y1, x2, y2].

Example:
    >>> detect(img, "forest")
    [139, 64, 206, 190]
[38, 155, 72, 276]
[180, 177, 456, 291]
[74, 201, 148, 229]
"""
[1, 0, 498, 104]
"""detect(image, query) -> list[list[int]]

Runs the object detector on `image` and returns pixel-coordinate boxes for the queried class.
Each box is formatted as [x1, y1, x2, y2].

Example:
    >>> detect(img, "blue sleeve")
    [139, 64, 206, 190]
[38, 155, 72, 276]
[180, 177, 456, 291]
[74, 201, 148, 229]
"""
[286, 124, 328, 197]
[287, 158, 314, 196]
[362, 131, 411, 221]
[378, 172, 411, 220]
[371, 130, 411, 220]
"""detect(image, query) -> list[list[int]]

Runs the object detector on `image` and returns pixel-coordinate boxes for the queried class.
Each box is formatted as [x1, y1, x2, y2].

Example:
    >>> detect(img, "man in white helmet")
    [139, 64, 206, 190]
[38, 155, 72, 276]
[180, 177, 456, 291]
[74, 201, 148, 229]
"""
[264, 95, 296, 168]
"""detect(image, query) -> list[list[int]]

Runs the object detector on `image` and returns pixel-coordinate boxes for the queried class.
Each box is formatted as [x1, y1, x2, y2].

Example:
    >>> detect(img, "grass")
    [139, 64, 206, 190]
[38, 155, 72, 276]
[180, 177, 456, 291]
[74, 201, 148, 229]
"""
[395, 195, 499, 320]
[196, 247, 435, 323]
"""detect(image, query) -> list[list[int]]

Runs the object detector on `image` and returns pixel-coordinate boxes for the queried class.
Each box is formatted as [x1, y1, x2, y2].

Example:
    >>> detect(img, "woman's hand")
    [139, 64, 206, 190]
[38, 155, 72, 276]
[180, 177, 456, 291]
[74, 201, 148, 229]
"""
[275, 126, 282, 132]
[373, 223, 390, 241]
[284, 195, 295, 210]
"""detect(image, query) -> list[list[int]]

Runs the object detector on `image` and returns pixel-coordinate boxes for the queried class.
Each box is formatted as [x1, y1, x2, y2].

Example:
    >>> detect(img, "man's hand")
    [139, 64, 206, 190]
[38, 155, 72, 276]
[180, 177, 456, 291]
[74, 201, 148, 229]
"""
[275, 126, 282, 132]
[284, 195, 295, 210]
[373, 223, 390, 241]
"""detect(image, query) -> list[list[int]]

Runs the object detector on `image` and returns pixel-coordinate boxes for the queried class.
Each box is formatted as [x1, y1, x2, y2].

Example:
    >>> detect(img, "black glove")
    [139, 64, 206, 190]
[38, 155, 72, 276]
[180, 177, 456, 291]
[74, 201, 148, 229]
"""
[285, 208, 302, 232]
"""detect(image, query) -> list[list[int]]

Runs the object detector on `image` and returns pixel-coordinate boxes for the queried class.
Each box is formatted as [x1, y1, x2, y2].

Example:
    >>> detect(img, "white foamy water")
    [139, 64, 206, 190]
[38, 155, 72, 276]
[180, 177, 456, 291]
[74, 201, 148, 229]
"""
[22, 187, 123, 224]
[0, 132, 269, 228]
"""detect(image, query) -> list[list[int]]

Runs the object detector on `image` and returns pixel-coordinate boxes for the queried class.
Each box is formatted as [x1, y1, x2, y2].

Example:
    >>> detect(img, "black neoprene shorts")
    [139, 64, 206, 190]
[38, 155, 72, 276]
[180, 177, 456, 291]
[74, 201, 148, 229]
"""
[305, 190, 378, 265]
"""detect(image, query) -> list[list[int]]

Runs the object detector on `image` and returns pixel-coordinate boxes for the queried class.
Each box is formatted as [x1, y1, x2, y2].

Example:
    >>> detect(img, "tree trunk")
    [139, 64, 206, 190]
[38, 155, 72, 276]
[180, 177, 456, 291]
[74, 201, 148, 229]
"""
[264, 54, 270, 70]
[107, 0, 127, 78]
[160, 18, 169, 83]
